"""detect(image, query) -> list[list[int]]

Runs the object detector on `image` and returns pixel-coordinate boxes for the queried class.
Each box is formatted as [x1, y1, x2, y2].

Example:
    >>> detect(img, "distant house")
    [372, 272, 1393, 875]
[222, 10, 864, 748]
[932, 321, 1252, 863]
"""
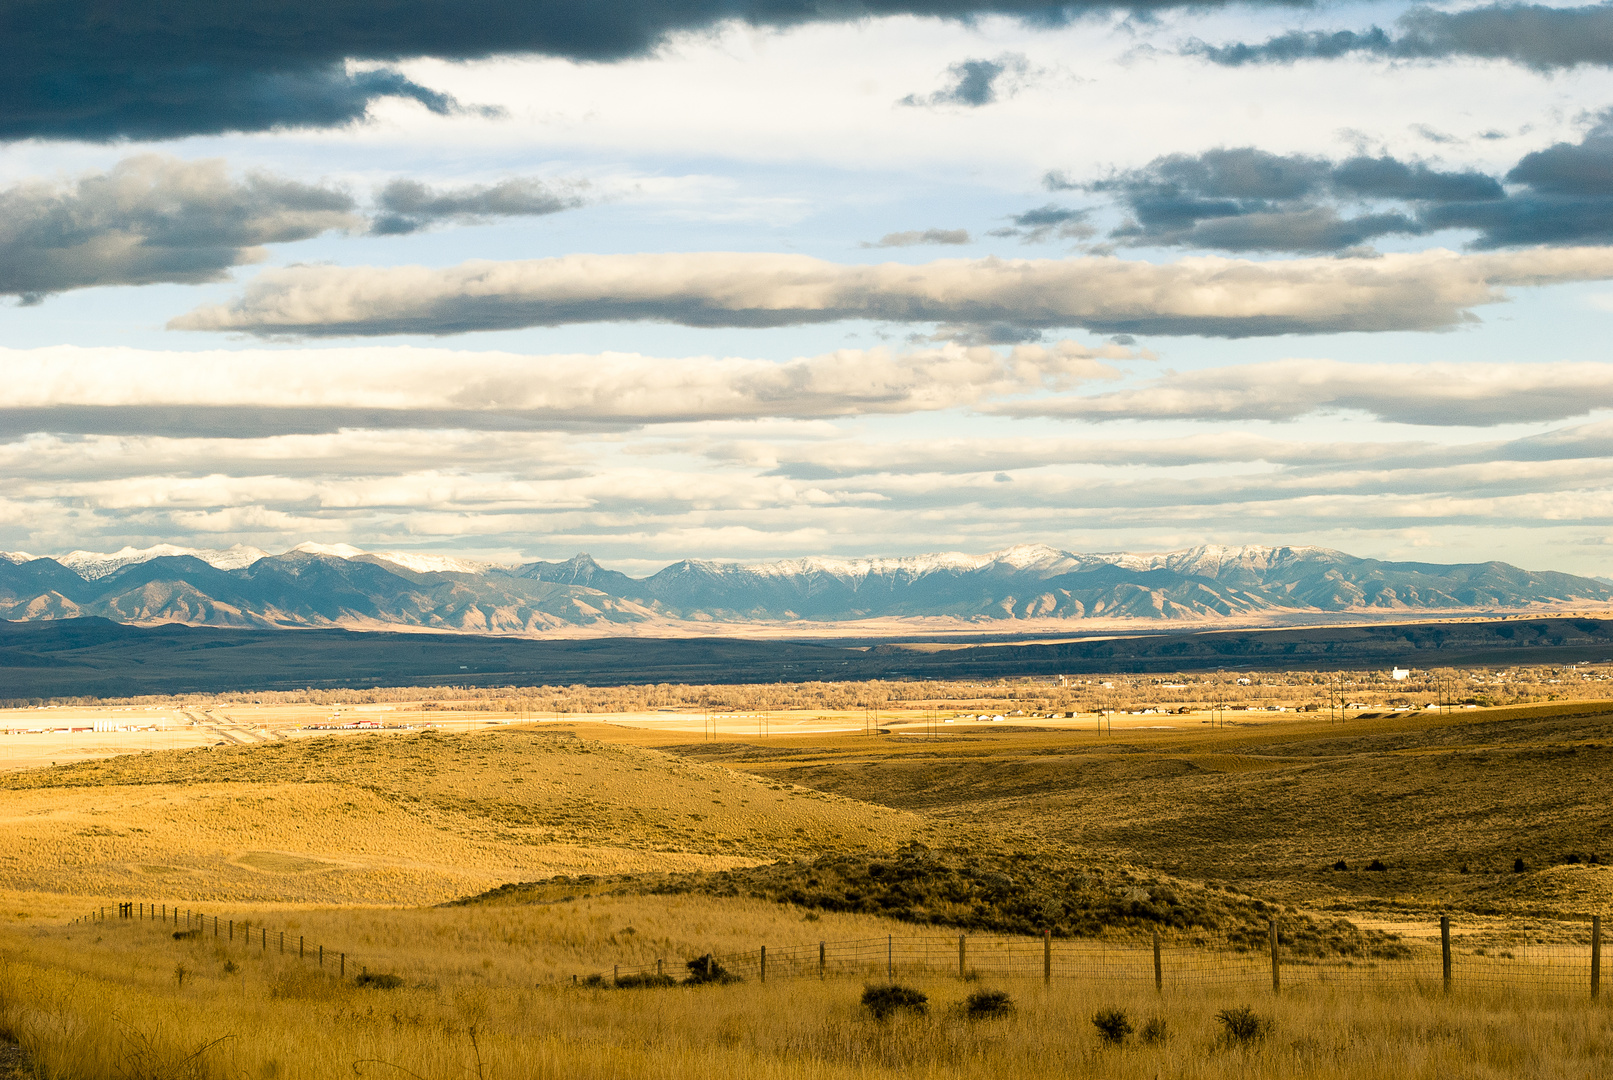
[1391, 667, 1411, 681]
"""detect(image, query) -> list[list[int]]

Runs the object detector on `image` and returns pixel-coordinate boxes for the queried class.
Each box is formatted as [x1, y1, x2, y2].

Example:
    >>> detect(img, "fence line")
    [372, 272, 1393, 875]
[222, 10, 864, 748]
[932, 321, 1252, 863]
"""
[73, 901, 372, 984]
[587, 915, 1607, 1000]
[72, 902, 1606, 1001]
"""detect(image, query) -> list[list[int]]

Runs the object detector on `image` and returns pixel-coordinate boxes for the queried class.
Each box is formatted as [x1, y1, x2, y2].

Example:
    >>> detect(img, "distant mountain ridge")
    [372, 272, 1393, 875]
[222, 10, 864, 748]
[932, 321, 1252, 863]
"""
[1, 541, 1609, 634]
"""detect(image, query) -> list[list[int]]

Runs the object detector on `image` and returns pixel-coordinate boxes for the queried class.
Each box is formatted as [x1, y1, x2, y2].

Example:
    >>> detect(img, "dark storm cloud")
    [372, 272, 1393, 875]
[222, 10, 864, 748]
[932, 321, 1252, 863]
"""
[899, 53, 1030, 107]
[3, 1, 1300, 141]
[1056, 133, 1613, 253]
[1185, 3, 1613, 73]
[370, 178, 589, 235]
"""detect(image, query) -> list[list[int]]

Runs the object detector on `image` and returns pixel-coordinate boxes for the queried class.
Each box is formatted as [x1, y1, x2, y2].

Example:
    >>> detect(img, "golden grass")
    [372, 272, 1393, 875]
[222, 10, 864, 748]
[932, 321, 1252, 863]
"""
[4, 894, 1611, 1080]
[0, 727, 925, 906]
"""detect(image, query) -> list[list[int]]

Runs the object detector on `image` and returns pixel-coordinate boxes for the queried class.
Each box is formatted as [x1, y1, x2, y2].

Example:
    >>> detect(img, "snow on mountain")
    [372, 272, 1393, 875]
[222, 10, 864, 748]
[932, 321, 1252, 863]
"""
[738, 550, 996, 581]
[56, 544, 268, 580]
[289, 542, 370, 559]
[0, 551, 35, 564]
[367, 551, 505, 575]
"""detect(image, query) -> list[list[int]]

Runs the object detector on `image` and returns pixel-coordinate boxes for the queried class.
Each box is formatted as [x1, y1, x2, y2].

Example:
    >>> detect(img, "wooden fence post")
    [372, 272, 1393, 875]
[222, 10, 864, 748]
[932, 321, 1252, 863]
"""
[1441, 915, 1452, 995]
[1593, 915, 1602, 1001]
[819, 941, 826, 978]
[340, 953, 345, 978]
[958, 935, 966, 979]
[300, 936, 304, 959]
[1269, 918, 1280, 995]
[760, 945, 767, 983]
[1153, 928, 1162, 993]
[228, 919, 233, 941]
[887, 935, 893, 979]
[319, 945, 323, 968]
[657, 958, 663, 977]
[1043, 929, 1051, 984]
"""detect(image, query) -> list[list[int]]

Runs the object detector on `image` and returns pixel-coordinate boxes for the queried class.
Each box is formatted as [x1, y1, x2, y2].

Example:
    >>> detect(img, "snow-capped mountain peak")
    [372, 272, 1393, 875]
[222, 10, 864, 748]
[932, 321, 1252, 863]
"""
[56, 543, 268, 580]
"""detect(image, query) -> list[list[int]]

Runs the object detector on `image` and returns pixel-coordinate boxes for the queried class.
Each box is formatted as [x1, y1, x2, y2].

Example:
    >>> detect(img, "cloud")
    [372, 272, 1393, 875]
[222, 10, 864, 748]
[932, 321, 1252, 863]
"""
[0, 339, 1134, 436]
[989, 204, 1095, 243]
[370, 177, 589, 235]
[1057, 128, 1613, 253]
[1075, 146, 1498, 253]
[3, 2, 1293, 141]
[1184, 3, 1613, 73]
[0, 156, 590, 300]
[993, 358, 1613, 426]
[863, 228, 972, 248]
[899, 53, 1032, 108]
[168, 246, 1613, 339]
[0, 155, 359, 299]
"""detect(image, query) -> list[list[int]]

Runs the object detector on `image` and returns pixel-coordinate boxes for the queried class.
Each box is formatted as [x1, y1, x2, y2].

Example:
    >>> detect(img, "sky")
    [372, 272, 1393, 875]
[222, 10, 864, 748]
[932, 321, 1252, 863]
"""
[8, 1, 1613, 575]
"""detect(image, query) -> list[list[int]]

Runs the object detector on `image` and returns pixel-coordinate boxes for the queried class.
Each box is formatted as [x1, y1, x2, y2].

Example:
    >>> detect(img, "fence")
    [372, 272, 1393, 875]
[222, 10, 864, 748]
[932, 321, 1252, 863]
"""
[588, 915, 1606, 1000]
[75, 903, 1605, 1002]
[73, 901, 380, 984]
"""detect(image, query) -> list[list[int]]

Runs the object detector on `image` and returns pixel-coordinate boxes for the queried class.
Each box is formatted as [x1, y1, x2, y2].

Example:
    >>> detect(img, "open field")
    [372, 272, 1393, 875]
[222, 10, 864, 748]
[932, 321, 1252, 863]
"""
[1, 678, 1611, 1077]
[5, 895, 1613, 1080]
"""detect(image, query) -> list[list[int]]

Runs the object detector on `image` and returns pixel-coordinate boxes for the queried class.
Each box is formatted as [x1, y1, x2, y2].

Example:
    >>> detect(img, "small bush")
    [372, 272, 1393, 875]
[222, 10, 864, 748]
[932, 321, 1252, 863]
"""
[862, 983, 928, 1020]
[1332, 860, 1348, 871]
[222, 960, 239, 975]
[1365, 859, 1387, 872]
[171, 929, 199, 941]
[685, 954, 740, 985]
[1092, 1006, 1133, 1044]
[614, 972, 676, 989]
[963, 989, 1013, 1019]
[1215, 1005, 1272, 1045]
[1514, 857, 1527, 873]
[1140, 1016, 1168, 1044]
[581, 973, 605, 987]
[354, 972, 404, 989]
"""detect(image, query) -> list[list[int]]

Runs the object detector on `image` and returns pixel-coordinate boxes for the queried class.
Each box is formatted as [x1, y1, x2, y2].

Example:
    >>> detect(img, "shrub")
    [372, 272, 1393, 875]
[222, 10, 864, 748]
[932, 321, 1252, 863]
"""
[1092, 1006, 1133, 1044]
[614, 972, 676, 989]
[861, 983, 928, 1020]
[171, 929, 199, 941]
[1140, 1015, 1168, 1044]
[1215, 1005, 1272, 1046]
[354, 972, 404, 989]
[1366, 859, 1387, 872]
[685, 954, 739, 985]
[1514, 857, 1526, 873]
[963, 989, 1013, 1019]
[1332, 860, 1348, 871]
[222, 960, 239, 975]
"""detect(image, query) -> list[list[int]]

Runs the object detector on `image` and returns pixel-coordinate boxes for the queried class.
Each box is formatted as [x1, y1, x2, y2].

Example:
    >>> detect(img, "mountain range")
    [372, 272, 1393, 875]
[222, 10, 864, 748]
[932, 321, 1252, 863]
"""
[2, 542, 1610, 635]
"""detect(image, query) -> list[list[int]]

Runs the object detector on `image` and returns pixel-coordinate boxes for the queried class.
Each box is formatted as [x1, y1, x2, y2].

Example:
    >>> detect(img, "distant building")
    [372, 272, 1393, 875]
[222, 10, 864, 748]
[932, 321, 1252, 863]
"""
[1391, 667, 1411, 681]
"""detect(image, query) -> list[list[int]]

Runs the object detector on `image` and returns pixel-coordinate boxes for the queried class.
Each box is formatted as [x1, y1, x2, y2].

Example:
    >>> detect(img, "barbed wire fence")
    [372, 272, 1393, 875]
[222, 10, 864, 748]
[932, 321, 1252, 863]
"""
[74, 903, 1604, 1001]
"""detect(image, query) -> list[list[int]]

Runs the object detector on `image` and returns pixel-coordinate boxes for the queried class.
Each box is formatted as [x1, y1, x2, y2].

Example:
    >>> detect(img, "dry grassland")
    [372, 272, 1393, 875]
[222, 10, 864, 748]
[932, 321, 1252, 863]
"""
[1, 691, 1610, 1078]
[0, 726, 924, 905]
[4, 895, 1612, 1080]
[667, 702, 1613, 916]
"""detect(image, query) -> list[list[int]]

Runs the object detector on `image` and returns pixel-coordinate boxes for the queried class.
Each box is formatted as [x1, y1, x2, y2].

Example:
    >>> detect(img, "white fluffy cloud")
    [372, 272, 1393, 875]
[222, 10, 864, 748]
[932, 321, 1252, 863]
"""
[168, 247, 1613, 339]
